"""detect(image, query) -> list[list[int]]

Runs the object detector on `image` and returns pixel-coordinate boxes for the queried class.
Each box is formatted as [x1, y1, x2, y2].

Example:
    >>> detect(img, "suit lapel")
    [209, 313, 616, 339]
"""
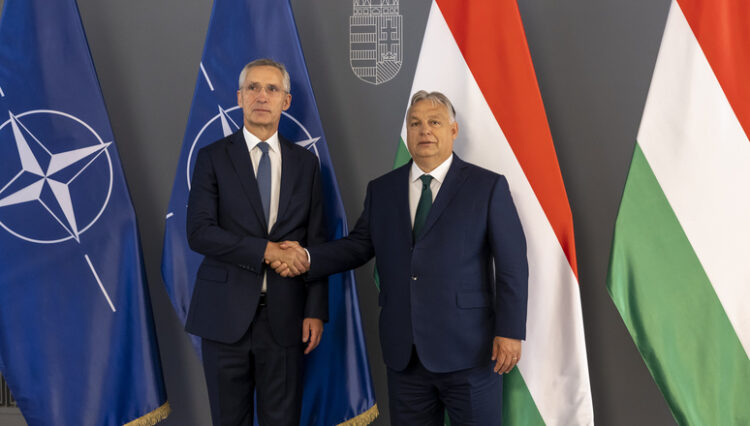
[227, 130, 268, 230]
[273, 136, 297, 234]
[418, 155, 469, 240]
[393, 163, 414, 246]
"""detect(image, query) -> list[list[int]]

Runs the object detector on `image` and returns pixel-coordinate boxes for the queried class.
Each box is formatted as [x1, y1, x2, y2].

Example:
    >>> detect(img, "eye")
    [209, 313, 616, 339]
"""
[266, 85, 280, 93]
[409, 121, 420, 127]
[247, 83, 260, 92]
[430, 120, 441, 126]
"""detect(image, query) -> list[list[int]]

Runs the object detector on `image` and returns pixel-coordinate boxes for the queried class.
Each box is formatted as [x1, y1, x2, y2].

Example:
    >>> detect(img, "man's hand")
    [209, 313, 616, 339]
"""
[269, 241, 306, 277]
[264, 241, 308, 276]
[302, 318, 323, 354]
[491, 336, 521, 374]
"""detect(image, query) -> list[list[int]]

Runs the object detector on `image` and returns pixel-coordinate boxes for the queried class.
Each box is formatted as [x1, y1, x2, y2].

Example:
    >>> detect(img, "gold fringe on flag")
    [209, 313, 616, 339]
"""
[336, 404, 379, 426]
[123, 401, 171, 426]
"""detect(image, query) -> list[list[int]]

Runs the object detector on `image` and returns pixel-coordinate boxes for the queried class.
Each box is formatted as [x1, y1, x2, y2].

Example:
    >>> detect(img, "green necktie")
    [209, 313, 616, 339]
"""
[413, 174, 433, 239]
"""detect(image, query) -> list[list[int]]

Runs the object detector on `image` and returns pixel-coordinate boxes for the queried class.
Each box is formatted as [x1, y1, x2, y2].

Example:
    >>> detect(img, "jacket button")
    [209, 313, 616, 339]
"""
[411, 275, 418, 281]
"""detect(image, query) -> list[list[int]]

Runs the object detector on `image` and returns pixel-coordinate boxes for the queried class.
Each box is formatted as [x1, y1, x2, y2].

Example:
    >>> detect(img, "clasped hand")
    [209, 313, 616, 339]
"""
[264, 240, 307, 277]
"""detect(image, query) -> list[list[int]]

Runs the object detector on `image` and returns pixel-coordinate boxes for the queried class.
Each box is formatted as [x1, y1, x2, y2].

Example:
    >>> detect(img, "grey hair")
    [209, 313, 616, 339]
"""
[408, 90, 456, 122]
[238, 58, 291, 92]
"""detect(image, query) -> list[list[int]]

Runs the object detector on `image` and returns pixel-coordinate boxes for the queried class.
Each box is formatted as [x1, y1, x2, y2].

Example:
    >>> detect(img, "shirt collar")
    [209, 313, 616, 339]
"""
[243, 127, 280, 153]
[410, 154, 453, 184]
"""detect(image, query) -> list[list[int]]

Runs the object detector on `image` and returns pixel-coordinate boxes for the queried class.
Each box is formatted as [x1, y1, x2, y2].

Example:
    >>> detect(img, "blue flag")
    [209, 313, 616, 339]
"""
[161, 0, 377, 424]
[0, 0, 169, 425]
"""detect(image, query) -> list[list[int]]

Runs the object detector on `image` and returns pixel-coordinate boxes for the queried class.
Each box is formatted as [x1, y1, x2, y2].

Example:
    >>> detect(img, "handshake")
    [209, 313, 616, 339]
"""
[264, 240, 308, 277]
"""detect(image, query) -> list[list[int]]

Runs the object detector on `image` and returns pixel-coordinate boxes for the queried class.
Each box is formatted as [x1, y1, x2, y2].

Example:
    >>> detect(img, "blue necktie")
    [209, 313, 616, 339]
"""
[413, 174, 433, 239]
[256, 142, 271, 222]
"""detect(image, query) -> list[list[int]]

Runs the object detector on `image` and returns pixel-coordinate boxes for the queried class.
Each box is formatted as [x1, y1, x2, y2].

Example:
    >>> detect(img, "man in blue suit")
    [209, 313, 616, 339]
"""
[185, 58, 327, 426]
[276, 91, 528, 425]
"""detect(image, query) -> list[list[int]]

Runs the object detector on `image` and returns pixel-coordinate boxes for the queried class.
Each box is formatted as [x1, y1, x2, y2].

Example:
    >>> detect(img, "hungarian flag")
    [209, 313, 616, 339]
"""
[607, 0, 750, 424]
[397, 1, 594, 425]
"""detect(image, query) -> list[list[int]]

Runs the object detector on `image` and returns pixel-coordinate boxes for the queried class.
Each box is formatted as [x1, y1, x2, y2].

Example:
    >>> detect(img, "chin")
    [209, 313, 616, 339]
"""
[414, 149, 437, 158]
[249, 117, 273, 125]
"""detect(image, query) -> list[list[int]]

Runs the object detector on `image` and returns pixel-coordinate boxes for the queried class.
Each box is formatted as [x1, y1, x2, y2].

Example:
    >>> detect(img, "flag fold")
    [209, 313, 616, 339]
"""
[161, 0, 377, 424]
[399, 1, 594, 425]
[608, 1, 750, 424]
[0, 0, 169, 424]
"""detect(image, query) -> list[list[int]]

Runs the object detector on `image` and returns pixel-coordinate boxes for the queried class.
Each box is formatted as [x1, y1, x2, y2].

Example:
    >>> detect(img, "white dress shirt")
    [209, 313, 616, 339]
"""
[244, 127, 282, 291]
[306, 155, 455, 266]
[409, 155, 453, 227]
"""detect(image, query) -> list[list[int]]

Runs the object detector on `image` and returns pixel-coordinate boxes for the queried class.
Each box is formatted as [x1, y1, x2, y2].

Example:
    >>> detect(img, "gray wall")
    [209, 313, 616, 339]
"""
[0, 0, 679, 425]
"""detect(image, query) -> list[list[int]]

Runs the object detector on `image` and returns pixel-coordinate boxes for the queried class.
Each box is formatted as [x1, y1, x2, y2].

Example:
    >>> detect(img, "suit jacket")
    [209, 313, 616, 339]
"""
[307, 155, 527, 373]
[185, 130, 328, 346]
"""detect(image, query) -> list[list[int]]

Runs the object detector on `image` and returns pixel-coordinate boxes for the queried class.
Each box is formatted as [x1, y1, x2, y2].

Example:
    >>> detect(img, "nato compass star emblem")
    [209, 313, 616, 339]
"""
[0, 110, 113, 242]
[0, 107, 117, 312]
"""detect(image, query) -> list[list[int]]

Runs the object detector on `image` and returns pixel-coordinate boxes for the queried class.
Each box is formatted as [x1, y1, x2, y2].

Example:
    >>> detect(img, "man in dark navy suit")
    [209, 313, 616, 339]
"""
[185, 58, 327, 426]
[276, 91, 528, 425]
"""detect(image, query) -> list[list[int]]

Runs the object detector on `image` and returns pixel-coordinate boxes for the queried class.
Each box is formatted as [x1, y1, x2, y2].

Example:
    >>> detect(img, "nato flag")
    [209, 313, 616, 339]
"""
[161, 0, 377, 424]
[0, 0, 169, 424]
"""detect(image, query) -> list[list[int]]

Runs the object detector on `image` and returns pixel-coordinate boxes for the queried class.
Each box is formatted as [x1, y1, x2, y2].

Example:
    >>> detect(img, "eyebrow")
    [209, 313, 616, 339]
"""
[409, 114, 443, 120]
[245, 81, 281, 86]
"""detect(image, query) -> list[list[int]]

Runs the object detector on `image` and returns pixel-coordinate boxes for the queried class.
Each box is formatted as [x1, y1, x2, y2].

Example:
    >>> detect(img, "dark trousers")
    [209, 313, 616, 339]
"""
[387, 347, 503, 426]
[201, 306, 304, 426]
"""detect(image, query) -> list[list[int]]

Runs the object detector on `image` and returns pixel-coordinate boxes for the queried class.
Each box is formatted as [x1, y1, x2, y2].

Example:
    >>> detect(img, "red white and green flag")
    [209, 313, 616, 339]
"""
[607, 0, 750, 424]
[397, 1, 594, 424]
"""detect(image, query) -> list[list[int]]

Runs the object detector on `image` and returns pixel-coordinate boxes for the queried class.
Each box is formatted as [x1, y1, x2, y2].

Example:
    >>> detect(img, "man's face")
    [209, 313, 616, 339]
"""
[237, 65, 291, 131]
[406, 99, 458, 168]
